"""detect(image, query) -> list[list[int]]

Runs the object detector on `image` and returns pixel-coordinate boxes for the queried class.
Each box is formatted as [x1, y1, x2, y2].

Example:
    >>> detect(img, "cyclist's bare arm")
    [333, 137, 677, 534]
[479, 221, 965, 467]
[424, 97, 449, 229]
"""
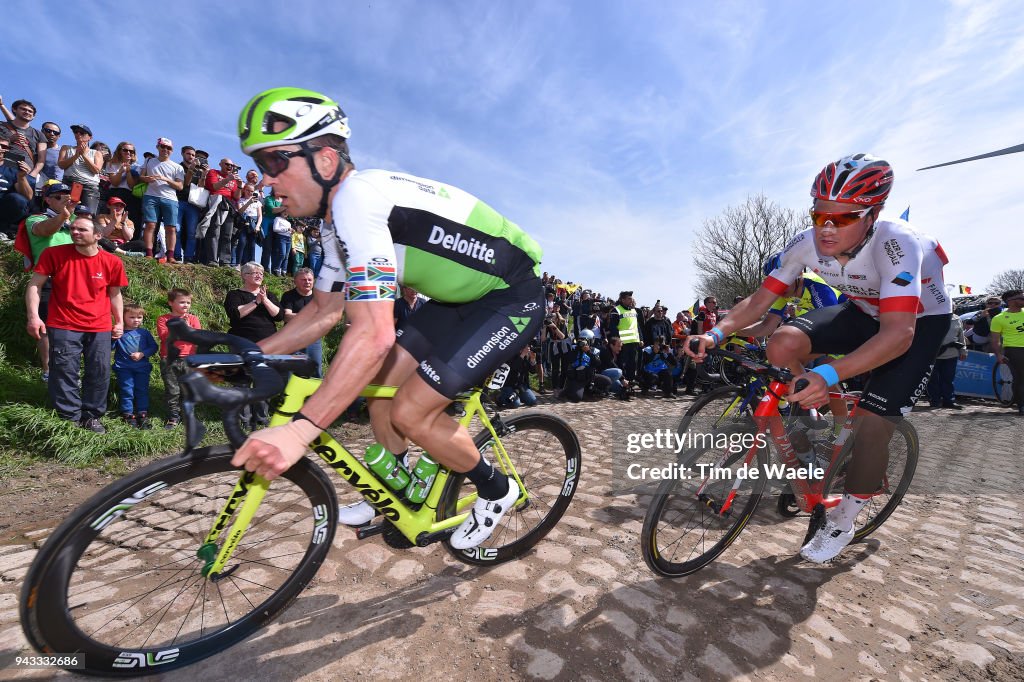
[736, 313, 782, 339]
[294, 298, 396, 428]
[789, 310, 916, 405]
[686, 286, 777, 357]
[233, 298, 395, 479]
[259, 288, 345, 355]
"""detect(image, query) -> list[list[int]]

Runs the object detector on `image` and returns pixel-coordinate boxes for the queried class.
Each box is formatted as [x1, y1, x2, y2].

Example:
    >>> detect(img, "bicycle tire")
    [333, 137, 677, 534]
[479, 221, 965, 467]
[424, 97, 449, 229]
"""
[439, 411, 581, 566]
[20, 446, 337, 677]
[641, 424, 769, 577]
[820, 419, 919, 541]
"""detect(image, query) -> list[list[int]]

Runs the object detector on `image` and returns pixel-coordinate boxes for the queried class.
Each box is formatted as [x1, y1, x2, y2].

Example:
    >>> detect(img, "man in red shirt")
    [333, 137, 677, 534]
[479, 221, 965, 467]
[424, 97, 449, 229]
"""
[25, 213, 128, 432]
[197, 157, 241, 265]
[694, 296, 719, 334]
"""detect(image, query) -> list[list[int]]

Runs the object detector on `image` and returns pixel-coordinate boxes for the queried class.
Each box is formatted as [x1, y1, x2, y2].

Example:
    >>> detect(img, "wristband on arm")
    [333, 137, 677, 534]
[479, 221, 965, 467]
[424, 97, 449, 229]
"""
[291, 411, 326, 431]
[809, 364, 840, 388]
[708, 327, 725, 346]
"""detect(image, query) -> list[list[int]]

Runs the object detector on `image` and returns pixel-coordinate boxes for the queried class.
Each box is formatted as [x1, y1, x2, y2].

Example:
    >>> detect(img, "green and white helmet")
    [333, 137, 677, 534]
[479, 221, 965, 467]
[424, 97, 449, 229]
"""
[238, 87, 351, 155]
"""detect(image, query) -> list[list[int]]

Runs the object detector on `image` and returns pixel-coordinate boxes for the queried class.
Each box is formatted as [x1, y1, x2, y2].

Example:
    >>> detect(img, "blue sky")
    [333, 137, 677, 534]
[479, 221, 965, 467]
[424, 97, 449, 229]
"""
[9, 0, 1023, 313]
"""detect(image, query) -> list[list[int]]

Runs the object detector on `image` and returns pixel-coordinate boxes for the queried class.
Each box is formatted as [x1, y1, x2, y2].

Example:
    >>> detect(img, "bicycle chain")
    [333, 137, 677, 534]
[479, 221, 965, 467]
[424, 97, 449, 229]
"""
[381, 521, 415, 549]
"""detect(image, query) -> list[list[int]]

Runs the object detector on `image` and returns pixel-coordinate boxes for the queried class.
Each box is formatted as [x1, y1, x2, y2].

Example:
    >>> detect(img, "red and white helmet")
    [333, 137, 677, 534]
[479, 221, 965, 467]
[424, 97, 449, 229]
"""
[811, 153, 893, 206]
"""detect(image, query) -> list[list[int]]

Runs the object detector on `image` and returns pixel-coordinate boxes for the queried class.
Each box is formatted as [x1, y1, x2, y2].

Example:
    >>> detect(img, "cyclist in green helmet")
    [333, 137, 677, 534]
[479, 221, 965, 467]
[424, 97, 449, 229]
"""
[231, 88, 546, 550]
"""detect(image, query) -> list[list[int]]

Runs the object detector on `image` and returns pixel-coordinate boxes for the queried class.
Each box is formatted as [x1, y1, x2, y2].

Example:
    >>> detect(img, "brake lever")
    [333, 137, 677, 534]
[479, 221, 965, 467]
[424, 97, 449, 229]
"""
[181, 399, 206, 455]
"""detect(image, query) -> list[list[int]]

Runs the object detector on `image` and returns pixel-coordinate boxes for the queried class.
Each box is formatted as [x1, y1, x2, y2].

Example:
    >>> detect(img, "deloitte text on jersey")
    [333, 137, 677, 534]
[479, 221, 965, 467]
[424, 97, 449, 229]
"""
[428, 225, 496, 264]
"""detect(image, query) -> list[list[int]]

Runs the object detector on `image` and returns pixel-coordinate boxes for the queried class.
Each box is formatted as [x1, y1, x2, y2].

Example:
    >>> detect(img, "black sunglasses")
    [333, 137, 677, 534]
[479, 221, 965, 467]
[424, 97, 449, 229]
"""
[43, 128, 61, 135]
[253, 148, 308, 177]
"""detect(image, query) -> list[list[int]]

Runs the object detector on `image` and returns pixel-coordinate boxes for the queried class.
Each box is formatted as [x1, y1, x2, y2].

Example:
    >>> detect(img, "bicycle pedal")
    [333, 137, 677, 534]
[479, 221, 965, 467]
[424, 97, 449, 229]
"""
[355, 523, 385, 540]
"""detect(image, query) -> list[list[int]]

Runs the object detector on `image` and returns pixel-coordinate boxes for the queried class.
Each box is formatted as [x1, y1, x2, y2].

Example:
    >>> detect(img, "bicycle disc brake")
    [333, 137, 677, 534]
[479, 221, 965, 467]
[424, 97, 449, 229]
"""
[697, 492, 731, 518]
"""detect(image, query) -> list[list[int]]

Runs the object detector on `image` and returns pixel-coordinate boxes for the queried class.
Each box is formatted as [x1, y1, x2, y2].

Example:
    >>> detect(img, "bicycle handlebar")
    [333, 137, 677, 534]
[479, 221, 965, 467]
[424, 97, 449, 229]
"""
[166, 318, 314, 452]
[688, 337, 800, 389]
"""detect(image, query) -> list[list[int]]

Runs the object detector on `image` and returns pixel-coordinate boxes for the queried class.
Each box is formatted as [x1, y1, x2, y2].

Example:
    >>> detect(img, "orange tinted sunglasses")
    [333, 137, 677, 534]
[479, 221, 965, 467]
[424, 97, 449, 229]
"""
[809, 207, 871, 227]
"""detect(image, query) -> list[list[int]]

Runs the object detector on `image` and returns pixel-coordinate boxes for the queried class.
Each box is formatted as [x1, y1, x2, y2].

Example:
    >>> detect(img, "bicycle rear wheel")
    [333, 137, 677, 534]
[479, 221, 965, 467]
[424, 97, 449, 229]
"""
[20, 446, 337, 677]
[641, 425, 769, 577]
[820, 419, 919, 541]
[440, 412, 581, 566]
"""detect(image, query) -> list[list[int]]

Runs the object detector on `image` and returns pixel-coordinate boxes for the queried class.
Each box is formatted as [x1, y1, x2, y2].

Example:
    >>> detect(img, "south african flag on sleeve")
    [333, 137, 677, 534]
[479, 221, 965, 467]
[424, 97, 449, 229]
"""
[346, 264, 397, 282]
[347, 283, 399, 301]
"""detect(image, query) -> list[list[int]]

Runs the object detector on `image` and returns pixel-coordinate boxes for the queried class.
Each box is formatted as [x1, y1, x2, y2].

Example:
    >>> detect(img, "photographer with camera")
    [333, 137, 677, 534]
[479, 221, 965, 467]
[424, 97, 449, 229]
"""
[497, 345, 539, 408]
[0, 138, 34, 238]
[175, 146, 209, 263]
[639, 335, 677, 396]
[560, 329, 601, 402]
[543, 303, 570, 391]
[197, 157, 242, 266]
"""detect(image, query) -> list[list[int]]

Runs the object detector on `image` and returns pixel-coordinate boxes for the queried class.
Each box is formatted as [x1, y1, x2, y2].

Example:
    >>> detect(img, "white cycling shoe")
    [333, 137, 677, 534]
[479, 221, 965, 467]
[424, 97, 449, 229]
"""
[799, 517, 855, 563]
[449, 478, 521, 550]
[337, 500, 377, 526]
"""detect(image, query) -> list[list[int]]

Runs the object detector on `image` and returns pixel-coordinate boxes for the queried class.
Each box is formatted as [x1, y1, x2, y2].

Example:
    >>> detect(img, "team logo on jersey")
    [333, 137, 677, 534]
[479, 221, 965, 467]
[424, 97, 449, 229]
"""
[428, 225, 496, 264]
[891, 271, 914, 287]
[848, 274, 867, 280]
[508, 316, 531, 333]
[884, 239, 905, 266]
[466, 326, 519, 369]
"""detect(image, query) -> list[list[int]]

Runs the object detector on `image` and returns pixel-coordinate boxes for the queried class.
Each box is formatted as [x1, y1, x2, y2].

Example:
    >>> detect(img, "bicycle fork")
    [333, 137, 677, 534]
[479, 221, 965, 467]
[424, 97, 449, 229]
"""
[196, 471, 273, 578]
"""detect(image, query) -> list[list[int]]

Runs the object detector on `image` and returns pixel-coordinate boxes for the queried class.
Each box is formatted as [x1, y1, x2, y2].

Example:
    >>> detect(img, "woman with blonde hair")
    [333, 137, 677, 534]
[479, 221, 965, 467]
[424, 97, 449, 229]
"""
[105, 141, 142, 226]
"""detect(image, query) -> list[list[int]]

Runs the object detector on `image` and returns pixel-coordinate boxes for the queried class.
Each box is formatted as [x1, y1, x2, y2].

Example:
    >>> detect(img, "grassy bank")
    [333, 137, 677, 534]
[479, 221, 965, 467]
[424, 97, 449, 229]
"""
[0, 243, 343, 475]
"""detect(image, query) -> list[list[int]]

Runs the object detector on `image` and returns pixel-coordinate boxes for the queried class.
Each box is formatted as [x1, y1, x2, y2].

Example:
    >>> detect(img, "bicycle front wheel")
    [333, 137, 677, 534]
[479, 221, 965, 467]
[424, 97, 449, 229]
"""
[440, 411, 582, 566]
[20, 446, 337, 677]
[679, 384, 757, 433]
[821, 419, 919, 541]
[642, 425, 769, 577]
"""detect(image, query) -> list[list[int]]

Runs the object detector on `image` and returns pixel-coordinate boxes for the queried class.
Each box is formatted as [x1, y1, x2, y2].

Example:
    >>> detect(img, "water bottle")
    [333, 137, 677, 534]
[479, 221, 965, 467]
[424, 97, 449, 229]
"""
[405, 454, 440, 505]
[364, 443, 411, 492]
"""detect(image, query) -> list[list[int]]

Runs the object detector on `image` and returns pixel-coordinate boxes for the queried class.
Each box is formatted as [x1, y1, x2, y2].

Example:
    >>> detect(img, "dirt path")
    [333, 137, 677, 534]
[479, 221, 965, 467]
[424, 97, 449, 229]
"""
[0, 396, 1021, 680]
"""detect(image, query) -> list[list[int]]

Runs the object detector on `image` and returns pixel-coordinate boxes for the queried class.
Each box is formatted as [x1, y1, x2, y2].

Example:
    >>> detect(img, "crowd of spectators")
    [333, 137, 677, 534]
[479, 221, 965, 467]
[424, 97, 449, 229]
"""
[512, 273, 729, 405]
[0, 95, 320, 278]
[4, 93, 1020, 429]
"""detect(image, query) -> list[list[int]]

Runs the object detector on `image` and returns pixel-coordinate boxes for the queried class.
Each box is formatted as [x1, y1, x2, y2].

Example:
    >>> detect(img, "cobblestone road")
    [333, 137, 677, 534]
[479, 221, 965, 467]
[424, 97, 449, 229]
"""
[0, 395, 1021, 680]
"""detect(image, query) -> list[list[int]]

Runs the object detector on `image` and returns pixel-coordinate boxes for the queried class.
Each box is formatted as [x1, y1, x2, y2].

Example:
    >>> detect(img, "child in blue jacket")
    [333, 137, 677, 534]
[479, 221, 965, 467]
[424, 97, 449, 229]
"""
[113, 304, 159, 428]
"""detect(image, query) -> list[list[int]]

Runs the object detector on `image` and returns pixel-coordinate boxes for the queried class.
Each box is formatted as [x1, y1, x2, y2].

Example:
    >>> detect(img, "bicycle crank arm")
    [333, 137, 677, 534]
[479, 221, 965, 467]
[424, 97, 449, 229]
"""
[415, 527, 457, 547]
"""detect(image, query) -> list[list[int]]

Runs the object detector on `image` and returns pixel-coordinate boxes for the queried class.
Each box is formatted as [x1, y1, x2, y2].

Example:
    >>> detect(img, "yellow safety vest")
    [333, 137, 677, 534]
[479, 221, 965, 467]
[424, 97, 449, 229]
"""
[616, 305, 641, 344]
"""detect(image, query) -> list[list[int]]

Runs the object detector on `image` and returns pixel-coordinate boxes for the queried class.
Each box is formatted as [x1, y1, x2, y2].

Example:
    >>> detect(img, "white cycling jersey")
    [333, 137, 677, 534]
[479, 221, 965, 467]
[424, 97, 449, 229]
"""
[764, 219, 952, 318]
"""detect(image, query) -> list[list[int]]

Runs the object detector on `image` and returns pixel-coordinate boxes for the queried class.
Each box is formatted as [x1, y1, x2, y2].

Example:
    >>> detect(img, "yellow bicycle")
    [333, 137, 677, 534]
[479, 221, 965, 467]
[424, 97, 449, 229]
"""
[20, 319, 581, 675]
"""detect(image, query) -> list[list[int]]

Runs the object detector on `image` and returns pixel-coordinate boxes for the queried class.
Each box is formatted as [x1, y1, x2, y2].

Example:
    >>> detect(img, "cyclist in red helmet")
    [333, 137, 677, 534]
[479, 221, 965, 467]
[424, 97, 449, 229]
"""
[688, 153, 952, 563]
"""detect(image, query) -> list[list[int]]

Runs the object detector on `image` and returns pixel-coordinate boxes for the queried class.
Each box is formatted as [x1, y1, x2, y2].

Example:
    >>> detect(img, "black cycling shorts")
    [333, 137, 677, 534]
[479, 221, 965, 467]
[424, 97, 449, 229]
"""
[783, 300, 950, 416]
[396, 278, 545, 399]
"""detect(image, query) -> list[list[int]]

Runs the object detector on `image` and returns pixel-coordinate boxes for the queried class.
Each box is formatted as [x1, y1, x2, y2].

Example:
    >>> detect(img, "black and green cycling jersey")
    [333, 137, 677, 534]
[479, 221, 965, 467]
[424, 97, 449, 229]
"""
[317, 169, 543, 304]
